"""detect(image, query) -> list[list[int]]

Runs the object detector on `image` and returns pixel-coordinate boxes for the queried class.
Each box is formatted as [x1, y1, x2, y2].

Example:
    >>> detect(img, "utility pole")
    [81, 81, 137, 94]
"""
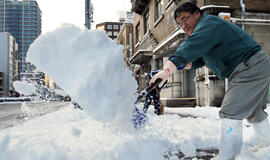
[3, 0, 5, 32]
[22, 0, 25, 74]
[85, 0, 93, 30]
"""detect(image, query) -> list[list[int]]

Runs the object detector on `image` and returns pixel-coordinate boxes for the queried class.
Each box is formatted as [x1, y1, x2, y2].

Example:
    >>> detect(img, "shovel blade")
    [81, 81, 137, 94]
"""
[132, 106, 148, 129]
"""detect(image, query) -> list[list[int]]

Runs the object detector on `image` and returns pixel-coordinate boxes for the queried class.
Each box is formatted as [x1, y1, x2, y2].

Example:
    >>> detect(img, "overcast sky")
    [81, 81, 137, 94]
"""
[35, 0, 132, 33]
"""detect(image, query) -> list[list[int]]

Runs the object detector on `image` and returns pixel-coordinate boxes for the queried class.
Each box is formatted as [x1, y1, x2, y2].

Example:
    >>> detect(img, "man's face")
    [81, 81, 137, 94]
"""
[176, 11, 201, 36]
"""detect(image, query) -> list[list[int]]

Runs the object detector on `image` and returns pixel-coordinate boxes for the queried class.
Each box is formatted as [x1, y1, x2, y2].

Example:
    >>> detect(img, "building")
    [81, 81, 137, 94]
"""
[128, 0, 270, 107]
[20, 71, 44, 84]
[44, 74, 54, 90]
[0, 32, 18, 97]
[0, 0, 42, 75]
[117, 11, 134, 67]
[130, 0, 195, 107]
[118, 11, 133, 23]
[96, 22, 123, 40]
[117, 23, 133, 67]
[85, 0, 93, 29]
[195, 0, 270, 107]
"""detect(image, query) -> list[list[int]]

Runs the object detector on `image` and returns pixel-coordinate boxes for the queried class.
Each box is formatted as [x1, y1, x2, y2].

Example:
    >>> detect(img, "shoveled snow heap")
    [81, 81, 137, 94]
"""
[27, 24, 137, 129]
[13, 81, 36, 96]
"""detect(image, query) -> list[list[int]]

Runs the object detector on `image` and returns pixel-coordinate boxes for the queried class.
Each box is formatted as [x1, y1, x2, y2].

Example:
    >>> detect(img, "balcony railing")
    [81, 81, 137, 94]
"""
[129, 49, 152, 64]
[131, 0, 150, 15]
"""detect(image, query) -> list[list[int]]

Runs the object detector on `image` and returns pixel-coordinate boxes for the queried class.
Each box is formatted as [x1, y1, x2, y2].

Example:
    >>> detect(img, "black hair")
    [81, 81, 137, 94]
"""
[174, 2, 204, 21]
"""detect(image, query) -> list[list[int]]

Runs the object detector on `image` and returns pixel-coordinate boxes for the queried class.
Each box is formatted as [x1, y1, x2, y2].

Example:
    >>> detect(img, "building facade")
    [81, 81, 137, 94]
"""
[118, 11, 133, 23]
[117, 23, 133, 68]
[44, 74, 54, 90]
[128, 0, 270, 107]
[96, 22, 123, 40]
[0, 32, 18, 97]
[20, 71, 44, 84]
[130, 0, 196, 107]
[0, 0, 42, 76]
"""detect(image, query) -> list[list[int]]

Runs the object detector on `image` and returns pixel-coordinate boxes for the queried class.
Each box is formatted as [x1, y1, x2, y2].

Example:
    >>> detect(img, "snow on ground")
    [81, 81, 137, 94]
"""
[1, 104, 270, 160]
[0, 103, 218, 160]
[0, 24, 269, 159]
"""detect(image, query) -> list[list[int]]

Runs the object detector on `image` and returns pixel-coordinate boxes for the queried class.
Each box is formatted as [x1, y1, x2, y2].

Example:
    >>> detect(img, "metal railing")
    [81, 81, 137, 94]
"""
[231, 18, 270, 26]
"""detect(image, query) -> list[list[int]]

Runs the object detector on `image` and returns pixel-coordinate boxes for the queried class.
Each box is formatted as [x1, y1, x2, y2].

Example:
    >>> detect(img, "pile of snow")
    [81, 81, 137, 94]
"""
[13, 81, 36, 96]
[27, 24, 137, 129]
[54, 89, 68, 96]
[1, 105, 270, 160]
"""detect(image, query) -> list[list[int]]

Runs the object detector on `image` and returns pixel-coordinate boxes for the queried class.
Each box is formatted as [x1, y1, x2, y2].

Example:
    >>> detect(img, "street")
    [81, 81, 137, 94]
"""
[0, 101, 69, 130]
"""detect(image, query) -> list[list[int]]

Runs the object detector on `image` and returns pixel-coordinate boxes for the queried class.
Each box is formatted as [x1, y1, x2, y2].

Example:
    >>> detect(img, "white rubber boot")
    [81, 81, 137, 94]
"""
[219, 118, 243, 160]
[250, 118, 270, 152]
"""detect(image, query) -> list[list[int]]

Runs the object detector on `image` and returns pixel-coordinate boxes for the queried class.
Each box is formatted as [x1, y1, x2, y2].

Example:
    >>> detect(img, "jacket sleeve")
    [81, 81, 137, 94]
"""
[191, 58, 205, 70]
[169, 17, 222, 68]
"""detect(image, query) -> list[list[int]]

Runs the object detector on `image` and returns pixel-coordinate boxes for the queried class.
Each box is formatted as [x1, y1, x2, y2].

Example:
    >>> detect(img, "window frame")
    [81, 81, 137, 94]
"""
[113, 25, 119, 30]
[156, 0, 164, 21]
[156, 58, 163, 70]
[144, 9, 150, 35]
[107, 31, 113, 36]
[135, 22, 140, 44]
[114, 31, 119, 36]
[107, 24, 112, 29]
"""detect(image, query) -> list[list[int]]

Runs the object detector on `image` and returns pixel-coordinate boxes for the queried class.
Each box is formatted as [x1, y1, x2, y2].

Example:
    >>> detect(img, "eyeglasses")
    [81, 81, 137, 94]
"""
[177, 14, 192, 28]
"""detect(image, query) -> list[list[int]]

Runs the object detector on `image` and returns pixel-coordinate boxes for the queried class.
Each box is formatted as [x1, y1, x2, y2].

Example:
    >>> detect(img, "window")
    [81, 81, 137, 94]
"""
[113, 25, 119, 29]
[156, 0, 164, 20]
[107, 31, 112, 36]
[135, 23, 140, 43]
[156, 58, 163, 70]
[114, 31, 119, 36]
[107, 25, 112, 29]
[144, 10, 149, 34]
[120, 24, 123, 29]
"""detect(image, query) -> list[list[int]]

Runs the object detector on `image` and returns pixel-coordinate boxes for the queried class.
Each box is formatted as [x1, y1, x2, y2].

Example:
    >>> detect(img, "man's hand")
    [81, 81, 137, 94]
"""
[150, 61, 177, 84]
[149, 70, 170, 84]
[184, 62, 192, 69]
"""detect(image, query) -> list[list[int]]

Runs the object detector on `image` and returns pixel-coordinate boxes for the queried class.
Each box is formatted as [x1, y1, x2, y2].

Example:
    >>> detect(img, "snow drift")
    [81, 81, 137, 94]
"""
[13, 81, 36, 96]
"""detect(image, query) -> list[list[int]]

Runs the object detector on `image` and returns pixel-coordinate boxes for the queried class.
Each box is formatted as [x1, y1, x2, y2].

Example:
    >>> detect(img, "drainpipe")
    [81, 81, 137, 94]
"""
[218, 13, 231, 95]
[240, 0, 245, 30]
[204, 68, 217, 107]
[129, 32, 133, 58]
[225, 79, 228, 92]
[22, 0, 25, 73]
[195, 70, 199, 106]
[205, 67, 210, 107]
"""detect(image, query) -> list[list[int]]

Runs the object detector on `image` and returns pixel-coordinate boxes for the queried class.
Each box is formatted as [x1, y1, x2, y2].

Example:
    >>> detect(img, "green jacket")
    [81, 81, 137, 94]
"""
[170, 13, 261, 79]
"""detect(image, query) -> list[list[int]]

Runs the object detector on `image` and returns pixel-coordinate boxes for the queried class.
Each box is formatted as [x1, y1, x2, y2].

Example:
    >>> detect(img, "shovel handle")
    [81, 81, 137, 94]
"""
[145, 78, 162, 92]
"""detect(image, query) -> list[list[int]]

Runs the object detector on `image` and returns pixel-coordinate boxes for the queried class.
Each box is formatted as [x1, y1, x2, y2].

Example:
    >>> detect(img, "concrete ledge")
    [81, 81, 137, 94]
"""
[161, 98, 196, 107]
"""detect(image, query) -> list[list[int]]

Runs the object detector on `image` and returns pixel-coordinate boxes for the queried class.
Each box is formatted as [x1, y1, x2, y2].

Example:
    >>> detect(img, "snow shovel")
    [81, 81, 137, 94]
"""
[132, 78, 162, 129]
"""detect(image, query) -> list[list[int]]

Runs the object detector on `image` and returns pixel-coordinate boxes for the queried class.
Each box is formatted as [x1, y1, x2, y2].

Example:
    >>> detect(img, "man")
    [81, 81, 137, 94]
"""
[150, 2, 270, 159]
